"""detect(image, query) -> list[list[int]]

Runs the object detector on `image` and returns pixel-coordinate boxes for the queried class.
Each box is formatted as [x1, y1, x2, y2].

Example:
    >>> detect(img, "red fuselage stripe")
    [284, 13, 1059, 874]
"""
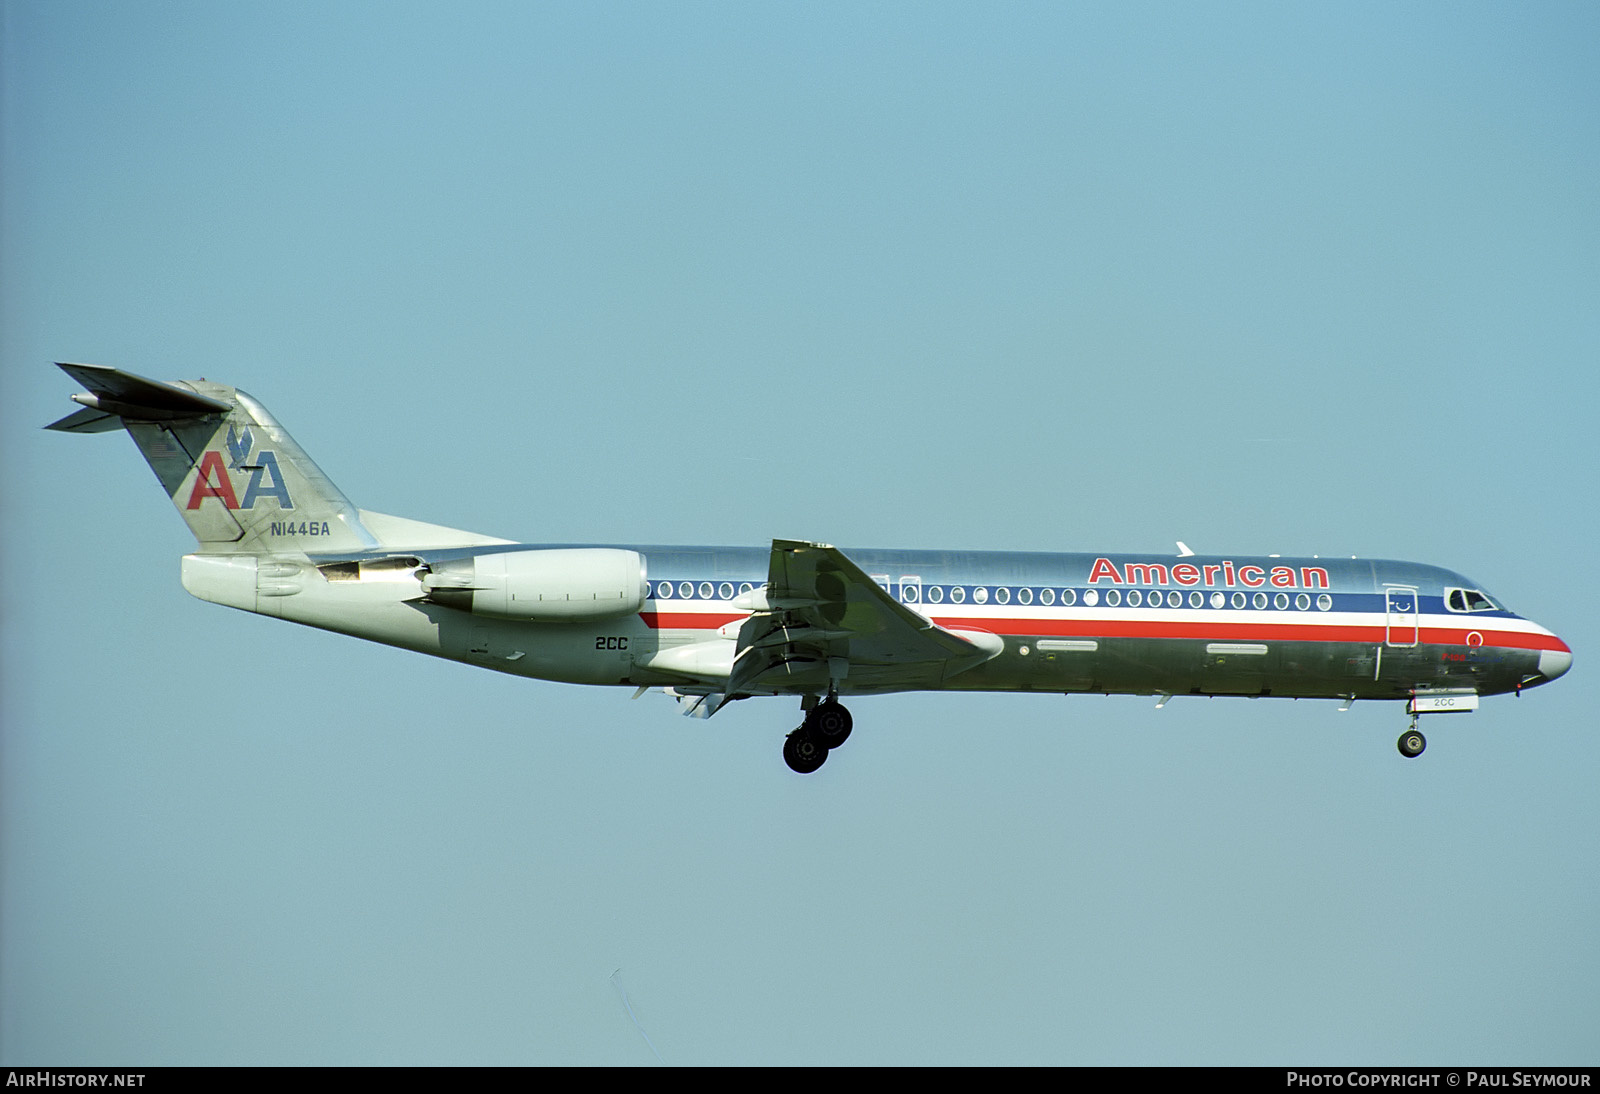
[636, 611, 1567, 653]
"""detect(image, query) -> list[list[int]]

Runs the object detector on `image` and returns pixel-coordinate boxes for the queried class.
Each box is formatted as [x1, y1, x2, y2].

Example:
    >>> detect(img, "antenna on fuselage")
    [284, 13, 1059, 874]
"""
[1176, 541, 1195, 557]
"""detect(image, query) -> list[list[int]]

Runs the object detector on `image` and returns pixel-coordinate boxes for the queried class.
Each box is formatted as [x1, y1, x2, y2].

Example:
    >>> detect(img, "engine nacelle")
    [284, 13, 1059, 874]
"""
[421, 548, 647, 621]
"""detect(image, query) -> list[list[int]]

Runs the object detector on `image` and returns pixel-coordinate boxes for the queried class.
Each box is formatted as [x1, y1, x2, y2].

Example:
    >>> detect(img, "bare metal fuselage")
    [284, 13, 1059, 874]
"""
[186, 543, 1568, 703]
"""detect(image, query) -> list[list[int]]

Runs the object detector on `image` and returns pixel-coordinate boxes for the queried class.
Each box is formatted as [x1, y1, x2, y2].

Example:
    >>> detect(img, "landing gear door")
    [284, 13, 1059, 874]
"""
[1385, 585, 1419, 648]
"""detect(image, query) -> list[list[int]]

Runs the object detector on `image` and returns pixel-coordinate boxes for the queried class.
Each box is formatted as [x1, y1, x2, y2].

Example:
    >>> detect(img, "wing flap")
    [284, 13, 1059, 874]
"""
[726, 539, 1001, 697]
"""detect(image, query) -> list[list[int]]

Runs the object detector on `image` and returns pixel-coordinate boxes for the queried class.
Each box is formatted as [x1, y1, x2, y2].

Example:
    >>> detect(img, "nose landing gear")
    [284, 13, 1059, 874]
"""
[1398, 691, 1479, 757]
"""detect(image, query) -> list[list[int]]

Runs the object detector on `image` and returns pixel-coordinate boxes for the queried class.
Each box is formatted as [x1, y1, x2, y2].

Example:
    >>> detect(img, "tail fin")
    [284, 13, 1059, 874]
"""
[49, 362, 380, 555]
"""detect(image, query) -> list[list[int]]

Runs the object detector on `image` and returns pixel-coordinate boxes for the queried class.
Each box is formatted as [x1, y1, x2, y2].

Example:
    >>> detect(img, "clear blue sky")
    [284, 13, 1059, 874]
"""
[3, 0, 1597, 1065]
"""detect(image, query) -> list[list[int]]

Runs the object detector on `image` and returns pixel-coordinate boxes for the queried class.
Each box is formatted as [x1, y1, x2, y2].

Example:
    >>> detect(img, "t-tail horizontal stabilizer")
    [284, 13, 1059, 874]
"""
[46, 362, 233, 432]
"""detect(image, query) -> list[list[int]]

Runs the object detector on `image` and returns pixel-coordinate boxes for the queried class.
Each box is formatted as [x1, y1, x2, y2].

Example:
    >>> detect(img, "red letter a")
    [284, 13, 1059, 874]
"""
[1088, 557, 1123, 584]
[186, 450, 241, 510]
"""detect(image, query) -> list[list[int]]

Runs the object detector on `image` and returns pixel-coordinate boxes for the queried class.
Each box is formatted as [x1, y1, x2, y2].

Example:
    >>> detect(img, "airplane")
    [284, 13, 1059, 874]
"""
[49, 362, 1572, 773]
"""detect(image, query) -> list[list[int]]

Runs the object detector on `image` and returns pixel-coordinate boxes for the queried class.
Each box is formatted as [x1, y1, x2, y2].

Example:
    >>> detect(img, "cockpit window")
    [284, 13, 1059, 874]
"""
[1446, 588, 1498, 613]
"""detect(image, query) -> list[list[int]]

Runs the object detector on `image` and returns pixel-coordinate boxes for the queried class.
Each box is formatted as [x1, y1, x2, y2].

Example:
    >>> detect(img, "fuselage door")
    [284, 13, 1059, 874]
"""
[1385, 585, 1419, 648]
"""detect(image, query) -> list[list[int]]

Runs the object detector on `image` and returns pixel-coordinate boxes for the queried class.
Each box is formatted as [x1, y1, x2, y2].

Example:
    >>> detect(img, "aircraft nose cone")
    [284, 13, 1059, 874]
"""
[1539, 646, 1572, 682]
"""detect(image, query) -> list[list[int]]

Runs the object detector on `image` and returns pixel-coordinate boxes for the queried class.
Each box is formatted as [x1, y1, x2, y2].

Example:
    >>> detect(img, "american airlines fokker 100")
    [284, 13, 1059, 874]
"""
[50, 363, 1572, 773]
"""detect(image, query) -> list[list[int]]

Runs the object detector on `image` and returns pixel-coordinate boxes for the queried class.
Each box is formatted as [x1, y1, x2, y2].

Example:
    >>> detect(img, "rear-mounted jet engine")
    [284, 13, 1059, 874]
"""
[420, 548, 647, 621]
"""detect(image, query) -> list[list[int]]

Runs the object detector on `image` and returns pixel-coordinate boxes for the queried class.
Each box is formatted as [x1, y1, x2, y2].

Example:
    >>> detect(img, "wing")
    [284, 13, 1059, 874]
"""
[725, 539, 1002, 698]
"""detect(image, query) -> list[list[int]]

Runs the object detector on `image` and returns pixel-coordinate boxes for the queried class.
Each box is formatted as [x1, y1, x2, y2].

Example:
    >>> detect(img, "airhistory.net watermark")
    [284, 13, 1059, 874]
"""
[5, 1075, 145, 1088]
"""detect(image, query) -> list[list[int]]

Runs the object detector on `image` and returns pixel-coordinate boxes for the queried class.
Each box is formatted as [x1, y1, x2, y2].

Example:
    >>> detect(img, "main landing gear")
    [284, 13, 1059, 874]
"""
[782, 697, 853, 774]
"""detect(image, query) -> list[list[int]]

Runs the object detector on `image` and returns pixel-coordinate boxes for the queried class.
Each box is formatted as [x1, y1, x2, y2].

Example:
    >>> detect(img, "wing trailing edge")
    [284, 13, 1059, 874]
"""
[724, 539, 1003, 700]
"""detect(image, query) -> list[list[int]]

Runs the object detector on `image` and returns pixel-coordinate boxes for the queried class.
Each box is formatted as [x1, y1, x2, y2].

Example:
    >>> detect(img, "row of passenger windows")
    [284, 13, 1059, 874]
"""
[650, 580, 1335, 612]
[655, 581, 755, 601]
[915, 586, 1335, 612]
